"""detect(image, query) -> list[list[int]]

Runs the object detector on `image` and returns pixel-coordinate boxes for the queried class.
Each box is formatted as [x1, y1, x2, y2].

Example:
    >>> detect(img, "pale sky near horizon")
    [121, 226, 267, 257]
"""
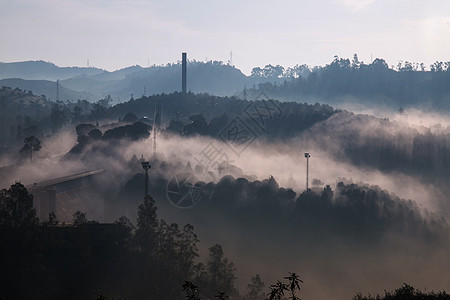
[1, 0, 449, 75]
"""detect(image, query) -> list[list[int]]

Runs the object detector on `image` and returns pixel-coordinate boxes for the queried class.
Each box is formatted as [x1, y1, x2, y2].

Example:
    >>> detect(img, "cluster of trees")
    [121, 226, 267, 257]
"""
[55, 92, 450, 200]
[40, 92, 336, 162]
[252, 55, 450, 110]
[0, 86, 114, 147]
[0, 86, 49, 146]
[5, 86, 450, 186]
[65, 121, 153, 164]
[189, 175, 447, 243]
[161, 97, 335, 139]
[343, 123, 450, 179]
[4, 54, 450, 119]
[354, 283, 450, 300]
[0, 183, 239, 299]
[57, 90, 450, 187]
[250, 55, 450, 80]
[182, 272, 303, 300]
[306, 111, 450, 187]
[251, 64, 313, 79]
[1, 154, 449, 299]
[19, 135, 41, 162]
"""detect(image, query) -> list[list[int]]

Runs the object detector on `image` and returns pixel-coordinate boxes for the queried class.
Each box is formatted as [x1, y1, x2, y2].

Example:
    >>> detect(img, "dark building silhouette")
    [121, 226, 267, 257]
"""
[182, 52, 187, 93]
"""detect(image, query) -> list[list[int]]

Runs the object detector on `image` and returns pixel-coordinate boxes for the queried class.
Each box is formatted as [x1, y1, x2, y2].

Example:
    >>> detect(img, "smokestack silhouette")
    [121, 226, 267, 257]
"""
[182, 52, 187, 93]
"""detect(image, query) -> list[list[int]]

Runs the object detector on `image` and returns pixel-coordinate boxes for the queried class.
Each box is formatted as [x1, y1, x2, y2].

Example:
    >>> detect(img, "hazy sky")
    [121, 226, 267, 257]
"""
[1, 0, 449, 74]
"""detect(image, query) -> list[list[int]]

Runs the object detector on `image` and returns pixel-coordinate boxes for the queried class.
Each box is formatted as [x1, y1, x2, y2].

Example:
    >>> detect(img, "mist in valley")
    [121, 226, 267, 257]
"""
[3, 0, 450, 297]
[1, 94, 449, 299]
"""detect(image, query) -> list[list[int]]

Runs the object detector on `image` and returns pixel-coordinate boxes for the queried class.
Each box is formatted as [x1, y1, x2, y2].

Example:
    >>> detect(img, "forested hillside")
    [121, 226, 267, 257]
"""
[1, 88, 449, 299]
[2, 56, 450, 111]
[252, 56, 450, 110]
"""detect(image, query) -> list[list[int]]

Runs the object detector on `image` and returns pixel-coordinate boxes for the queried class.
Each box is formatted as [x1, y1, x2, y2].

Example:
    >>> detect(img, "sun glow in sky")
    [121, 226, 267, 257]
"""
[1, 0, 450, 74]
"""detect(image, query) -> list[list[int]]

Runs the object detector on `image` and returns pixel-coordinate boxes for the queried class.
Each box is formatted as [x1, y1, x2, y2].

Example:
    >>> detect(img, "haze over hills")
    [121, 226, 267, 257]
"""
[0, 60, 265, 102]
[1, 56, 450, 112]
[0, 60, 104, 81]
[1, 83, 450, 299]
[0, 78, 90, 102]
[3, 0, 450, 298]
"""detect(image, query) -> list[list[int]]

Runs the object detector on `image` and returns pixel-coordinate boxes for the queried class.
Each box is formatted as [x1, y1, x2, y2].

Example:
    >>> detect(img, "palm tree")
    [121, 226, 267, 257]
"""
[268, 280, 288, 300]
[284, 272, 303, 300]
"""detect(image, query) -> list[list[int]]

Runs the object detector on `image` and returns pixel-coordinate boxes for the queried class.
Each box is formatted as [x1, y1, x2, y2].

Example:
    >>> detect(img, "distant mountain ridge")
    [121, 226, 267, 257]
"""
[3, 57, 450, 111]
[0, 60, 263, 102]
[0, 61, 104, 81]
[0, 78, 91, 102]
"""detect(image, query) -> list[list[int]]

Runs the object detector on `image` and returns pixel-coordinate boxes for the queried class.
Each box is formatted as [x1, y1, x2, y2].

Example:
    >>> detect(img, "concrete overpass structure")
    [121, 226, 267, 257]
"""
[27, 169, 105, 222]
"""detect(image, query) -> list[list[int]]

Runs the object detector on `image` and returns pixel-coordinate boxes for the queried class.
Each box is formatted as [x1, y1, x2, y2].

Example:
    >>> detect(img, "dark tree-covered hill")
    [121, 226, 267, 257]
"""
[253, 56, 450, 110]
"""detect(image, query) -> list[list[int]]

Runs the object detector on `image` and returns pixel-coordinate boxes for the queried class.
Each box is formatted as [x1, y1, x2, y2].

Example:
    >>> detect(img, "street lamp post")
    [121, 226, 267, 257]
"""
[141, 161, 151, 198]
[304, 153, 310, 192]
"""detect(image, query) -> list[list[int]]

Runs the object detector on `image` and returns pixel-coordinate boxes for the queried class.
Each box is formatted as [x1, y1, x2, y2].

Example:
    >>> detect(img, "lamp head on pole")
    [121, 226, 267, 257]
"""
[304, 153, 310, 158]
[141, 161, 151, 171]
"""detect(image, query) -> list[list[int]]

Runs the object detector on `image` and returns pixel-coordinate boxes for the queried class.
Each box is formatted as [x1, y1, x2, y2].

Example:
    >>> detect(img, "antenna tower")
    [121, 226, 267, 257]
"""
[56, 79, 60, 101]
[182, 52, 187, 93]
[153, 107, 157, 156]
[304, 153, 310, 191]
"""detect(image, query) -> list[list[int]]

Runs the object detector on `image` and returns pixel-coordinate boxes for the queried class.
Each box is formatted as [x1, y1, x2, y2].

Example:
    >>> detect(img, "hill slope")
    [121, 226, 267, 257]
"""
[0, 78, 92, 101]
[0, 61, 103, 81]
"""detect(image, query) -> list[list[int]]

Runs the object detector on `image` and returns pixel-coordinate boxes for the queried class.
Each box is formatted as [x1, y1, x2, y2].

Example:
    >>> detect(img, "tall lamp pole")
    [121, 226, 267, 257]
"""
[141, 161, 151, 198]
[304, 153, 310, 192]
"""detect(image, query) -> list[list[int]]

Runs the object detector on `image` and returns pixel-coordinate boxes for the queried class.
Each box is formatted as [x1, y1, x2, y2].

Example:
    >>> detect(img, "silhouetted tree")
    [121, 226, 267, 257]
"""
[20, 135, 41, 162]
[135, 195, 158, 254]
[0, 183, 40, 299]
[179, 224, 200, 281]
[205, 244, 236, 298]
[268, 280, 288, 300]
[102, 121, 150, 140]
[76, 123, 96, 139]
[244, 274, 265, 300]
[91, 96, 112, 120]
[50, 103, 67, 131]
[251, 67, 264, 77]
[72, 210, 87, 226]
[183, 281, 201, 300]
[167, 119, 184, 135]
[353, 283, 450, 300]
[88, 128, 102, 139]
[183, 114, 208, 136]
[123, 112, 138, 123]
[0, 182, 38, 227]
[72, 105, 83, 123]
[284, 272, 303, 300]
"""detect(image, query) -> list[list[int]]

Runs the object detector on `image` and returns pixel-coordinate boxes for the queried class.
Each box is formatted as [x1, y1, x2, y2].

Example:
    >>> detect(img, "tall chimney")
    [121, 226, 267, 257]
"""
[182, 52, 187, 93]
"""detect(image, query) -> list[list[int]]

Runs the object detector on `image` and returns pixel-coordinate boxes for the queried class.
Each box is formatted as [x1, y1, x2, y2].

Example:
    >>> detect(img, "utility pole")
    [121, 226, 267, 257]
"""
[56, 79, 60, 102]
[182, 52, 187, 94]
[141, 161, 151, 198]
[304, 153, 310, 192]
